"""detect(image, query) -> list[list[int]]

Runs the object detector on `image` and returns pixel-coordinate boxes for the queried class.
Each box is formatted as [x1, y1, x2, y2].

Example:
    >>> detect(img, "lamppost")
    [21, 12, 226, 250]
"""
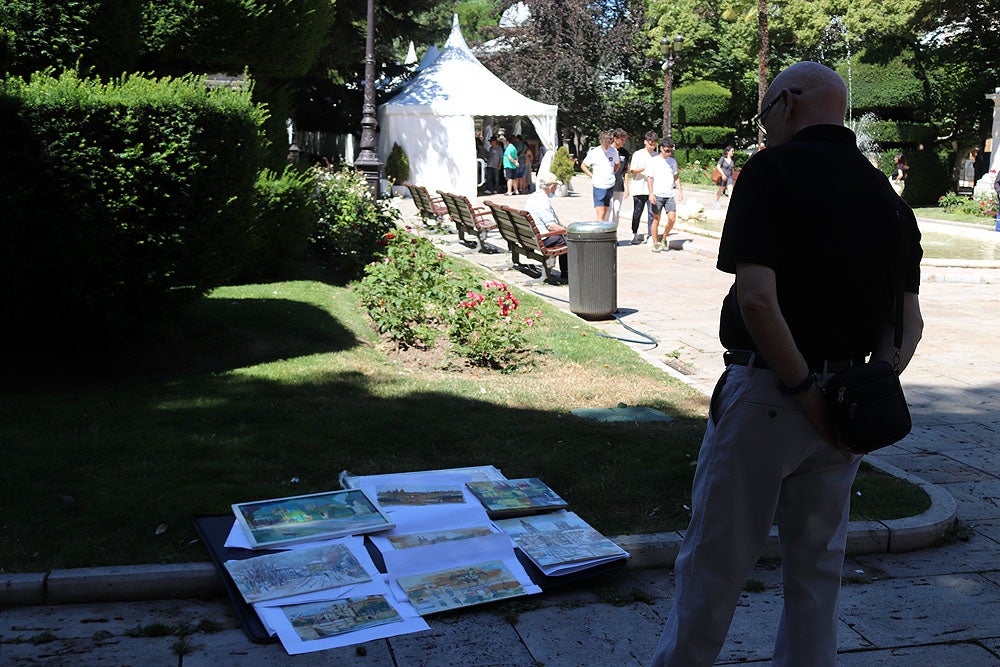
[660, 34, 684, 143]
[355, 0, 383, 198]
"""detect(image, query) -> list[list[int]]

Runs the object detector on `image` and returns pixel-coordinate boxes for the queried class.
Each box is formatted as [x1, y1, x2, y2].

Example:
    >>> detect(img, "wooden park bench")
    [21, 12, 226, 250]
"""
[404, 183, 448, 225]
[437, 190, 497, 251]
[484, 200, 568, 283]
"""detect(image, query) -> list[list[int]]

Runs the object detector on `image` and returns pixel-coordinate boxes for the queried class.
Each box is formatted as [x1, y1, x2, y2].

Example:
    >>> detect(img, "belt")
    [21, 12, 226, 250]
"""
[723, 350, 865, 374]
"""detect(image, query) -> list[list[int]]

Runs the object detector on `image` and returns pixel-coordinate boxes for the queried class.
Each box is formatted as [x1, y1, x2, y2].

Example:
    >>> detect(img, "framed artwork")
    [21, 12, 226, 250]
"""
[232, 488, 394, 549]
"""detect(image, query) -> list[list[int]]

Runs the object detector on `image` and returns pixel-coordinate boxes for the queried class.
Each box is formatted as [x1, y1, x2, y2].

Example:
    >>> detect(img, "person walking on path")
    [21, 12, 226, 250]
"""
[611, 128, 630, 228]
[502, 136, 520, 196]
[580, 130, 619, 221]
[628, 131, 658, 244]
[646, 140, 683, 252]
[649, 61, 924, 667]
[714, 145, 736, 207]
[891, 152, 908, 196]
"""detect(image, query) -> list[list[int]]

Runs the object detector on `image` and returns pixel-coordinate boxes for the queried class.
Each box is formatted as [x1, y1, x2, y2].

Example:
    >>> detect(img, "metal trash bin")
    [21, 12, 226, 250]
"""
[566, 221, 618, 320]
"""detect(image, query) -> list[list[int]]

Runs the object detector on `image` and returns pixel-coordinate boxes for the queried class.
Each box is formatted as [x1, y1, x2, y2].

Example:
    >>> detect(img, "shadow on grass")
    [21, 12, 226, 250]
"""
[0, 362, 706, 571]
[1, 295, 361, 392]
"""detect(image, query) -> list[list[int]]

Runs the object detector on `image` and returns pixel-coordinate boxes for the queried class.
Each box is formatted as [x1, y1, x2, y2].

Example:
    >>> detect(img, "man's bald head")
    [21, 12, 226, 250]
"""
[761, 62, 848, 145]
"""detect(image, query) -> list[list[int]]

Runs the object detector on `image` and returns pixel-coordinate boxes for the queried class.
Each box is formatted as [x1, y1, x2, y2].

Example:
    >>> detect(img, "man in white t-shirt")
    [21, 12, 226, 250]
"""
[645, 140, 684, 252]
[580, 129, 620, 221]
[628, 130, 659, 244]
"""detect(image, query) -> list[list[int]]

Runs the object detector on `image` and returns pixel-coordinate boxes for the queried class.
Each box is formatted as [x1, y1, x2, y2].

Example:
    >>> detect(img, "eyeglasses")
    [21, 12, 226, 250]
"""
[751, 88, 802, 134]
[660, 148, 673, 153]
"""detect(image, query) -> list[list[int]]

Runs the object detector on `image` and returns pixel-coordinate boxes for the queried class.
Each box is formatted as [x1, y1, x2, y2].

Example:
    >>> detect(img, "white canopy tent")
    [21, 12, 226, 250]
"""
[377, 15, 558, 198]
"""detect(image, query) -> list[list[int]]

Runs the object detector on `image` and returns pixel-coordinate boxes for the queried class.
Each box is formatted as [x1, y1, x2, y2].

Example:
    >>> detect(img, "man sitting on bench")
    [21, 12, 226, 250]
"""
[525, 174, 569, 280]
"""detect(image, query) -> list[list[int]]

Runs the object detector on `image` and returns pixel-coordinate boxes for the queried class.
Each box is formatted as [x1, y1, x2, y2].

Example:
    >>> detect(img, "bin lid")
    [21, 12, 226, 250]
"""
[566, 221, 618, 234]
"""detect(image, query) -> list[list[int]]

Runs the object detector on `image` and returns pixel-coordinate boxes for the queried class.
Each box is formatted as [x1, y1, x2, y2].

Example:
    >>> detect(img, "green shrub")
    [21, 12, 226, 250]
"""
[549, 146, 576, 184]
[899, 149, 950, 206]
[839, 57, 926, 119]
[358, 232, 467, 348]
[673, 80, 731, 126]
[673, 125, 735, 147]
[674, 148, 748, 180]
[863, 120, 937, 146]
[312, 167, 400, 276]
[0, 69, 266, 350]
[358, 230, 542, 369]
[384, 142, 410, 185]
[448, 279, 542, 371]
[240, 166, 317, 281]
[938, 191, 997, 217]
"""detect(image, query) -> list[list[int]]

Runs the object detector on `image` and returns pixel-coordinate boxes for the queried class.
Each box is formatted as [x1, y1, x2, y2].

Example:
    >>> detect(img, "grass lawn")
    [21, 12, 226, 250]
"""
[0, 264, 929, 572]
[911, 207, 996, 226]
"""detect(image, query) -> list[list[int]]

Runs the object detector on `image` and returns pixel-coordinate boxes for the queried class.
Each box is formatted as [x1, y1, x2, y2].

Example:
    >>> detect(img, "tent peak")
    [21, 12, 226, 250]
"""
[445, 14, 470, 51]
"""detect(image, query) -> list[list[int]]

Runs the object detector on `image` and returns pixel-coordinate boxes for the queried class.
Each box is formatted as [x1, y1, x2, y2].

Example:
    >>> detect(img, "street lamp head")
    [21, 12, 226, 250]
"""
[660, 34, 684, 57]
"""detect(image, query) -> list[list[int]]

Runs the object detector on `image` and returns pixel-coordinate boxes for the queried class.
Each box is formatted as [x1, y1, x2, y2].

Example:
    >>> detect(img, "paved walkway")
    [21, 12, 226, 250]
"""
[3, 178, 999, 665]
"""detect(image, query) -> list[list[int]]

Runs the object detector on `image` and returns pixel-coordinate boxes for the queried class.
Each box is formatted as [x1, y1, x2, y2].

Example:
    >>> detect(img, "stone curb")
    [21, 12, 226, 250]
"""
[2, 459, 955, 608]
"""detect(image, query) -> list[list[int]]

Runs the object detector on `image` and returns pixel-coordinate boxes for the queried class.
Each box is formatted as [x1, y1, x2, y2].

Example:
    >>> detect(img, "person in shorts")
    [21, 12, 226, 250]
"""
[580, 130, 619, 220]
[646, 141, 683, 252]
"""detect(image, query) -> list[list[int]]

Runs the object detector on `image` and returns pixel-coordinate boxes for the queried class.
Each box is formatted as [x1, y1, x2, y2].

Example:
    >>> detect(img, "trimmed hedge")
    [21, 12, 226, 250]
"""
[898, 149, 950, 207]
[240, 166, 317, 282]
[675, 147, 744, 168]
[838, 58, 926, 119]
[673, 80, 731, 126]
[673, 125, 736, 148]
[863, 120, 937, 147]
[0, 70, 267, 349]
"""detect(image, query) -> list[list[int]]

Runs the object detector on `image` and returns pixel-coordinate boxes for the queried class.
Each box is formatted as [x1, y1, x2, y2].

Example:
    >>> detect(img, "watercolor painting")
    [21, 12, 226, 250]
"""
[386, 526, 493, 550]
[232, 488, 394, 548]
[224, 543, 371, 603]
[282, 595, 403, 641]
[397, 560, 527, 615]
[375, 484, 466, 507]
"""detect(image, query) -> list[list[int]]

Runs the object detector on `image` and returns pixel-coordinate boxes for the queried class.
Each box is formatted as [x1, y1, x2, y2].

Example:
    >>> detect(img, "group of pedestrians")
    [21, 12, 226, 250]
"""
[580, 127, 685, 253]
[483, 133, 534, 196]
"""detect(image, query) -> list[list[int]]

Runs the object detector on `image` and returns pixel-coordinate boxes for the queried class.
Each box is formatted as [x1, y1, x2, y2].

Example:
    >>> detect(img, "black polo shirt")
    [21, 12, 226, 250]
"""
[717, 124, 922, 363]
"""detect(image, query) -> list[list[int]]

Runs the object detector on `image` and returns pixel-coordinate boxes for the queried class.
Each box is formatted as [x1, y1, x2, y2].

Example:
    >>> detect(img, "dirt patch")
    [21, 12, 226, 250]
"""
[382, 336, 471, 373]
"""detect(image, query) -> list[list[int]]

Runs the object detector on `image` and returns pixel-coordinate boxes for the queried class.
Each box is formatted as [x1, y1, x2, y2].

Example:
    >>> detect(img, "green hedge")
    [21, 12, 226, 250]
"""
[673, 80, 731, 126]
[898, 149, 950, 207]
[839, 58, 926, 118]
[673, 125, 736, 148]
[675, 148, 748, 178]
[239, 166, 317, 282]
[863, 120, 937, 146]
[0, 70, 267, 349]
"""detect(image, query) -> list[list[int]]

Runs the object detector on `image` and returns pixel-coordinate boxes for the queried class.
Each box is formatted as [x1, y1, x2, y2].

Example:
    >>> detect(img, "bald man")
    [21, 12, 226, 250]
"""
[649, 62, 924, 667]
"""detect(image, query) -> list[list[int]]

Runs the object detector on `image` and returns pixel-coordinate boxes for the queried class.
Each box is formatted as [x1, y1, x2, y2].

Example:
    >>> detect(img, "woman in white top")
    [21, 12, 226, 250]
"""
[579, 130, 620, 221]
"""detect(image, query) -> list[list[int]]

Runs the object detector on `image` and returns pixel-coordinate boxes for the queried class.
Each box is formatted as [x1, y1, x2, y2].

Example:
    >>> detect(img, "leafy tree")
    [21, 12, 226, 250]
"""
[908, 0, 1000, 147]
[0, 0, 144, 78]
